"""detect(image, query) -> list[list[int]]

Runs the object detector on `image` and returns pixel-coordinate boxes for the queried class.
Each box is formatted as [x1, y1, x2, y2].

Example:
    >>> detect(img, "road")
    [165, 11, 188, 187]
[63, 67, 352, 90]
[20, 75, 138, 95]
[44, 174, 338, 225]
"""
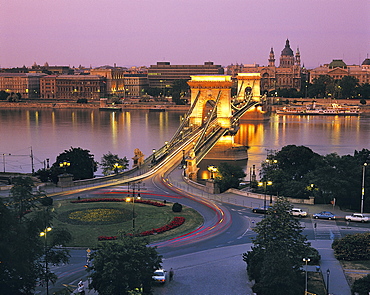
[32, 156, 369, 294]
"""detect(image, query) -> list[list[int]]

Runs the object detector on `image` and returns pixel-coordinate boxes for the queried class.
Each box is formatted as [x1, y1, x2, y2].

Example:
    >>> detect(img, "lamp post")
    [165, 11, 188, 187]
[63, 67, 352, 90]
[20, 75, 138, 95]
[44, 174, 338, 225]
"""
[258, 180, 272, 217]
[113, 162, 119, 174]
[2, 153, 11, 173]
[303, 257, 310, 295]
[361, 163, 367, 214]
[151, 149, 156, 164]
[126, 181, 143, 230]
[40, 226, 52, 295]
[326, 269, 330, 295]
[59, 160, 70, 173]
[265, 158, 277, 205]
[208, 165, 218, 179]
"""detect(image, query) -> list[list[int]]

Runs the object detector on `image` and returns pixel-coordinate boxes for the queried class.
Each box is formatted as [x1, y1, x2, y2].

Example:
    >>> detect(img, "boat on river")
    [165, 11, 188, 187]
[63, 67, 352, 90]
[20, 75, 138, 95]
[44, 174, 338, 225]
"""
[276, 102, 361, 116]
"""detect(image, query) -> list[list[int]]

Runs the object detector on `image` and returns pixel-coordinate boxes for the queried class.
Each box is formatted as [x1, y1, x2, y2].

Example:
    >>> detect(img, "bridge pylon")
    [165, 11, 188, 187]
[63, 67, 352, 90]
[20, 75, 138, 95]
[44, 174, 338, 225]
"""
[235, 73, 261, 103]
[187, 75, 233, 128]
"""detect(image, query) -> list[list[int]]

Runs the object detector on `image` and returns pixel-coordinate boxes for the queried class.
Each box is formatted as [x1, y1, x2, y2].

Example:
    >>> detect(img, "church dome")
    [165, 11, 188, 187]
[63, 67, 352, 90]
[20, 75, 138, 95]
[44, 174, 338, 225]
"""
[329, 59, 347, 69]
[281, 39, 293, 56]
[362, 58, 370, 66]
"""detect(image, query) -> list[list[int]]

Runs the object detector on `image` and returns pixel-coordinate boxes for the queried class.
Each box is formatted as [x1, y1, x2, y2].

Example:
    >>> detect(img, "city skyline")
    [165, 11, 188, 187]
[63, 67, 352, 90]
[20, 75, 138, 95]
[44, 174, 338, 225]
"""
[1, 0, 369, 69]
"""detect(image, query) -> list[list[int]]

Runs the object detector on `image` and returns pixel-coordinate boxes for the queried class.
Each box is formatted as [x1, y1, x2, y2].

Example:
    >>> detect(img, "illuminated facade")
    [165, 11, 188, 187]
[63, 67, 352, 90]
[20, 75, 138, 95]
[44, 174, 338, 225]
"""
[40, 75, 106, 100]
[309, 59, 370, 85]
[148, 61, 224, 89]
[90, 67, 125, 96]
[242, 39, 304, 92]
[0, 73, 45, 98]
[123, 74, 148, 97]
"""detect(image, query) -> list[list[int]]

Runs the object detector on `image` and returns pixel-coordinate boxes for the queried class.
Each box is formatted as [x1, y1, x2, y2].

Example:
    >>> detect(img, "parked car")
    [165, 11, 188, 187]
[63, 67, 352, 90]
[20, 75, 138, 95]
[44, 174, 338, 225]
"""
[345, 213, 368, 223]
[313, 211, 336, 220]
[152, 269, 166, 284]
[290, 208, 308, 217]
[252, 206, 271, 214]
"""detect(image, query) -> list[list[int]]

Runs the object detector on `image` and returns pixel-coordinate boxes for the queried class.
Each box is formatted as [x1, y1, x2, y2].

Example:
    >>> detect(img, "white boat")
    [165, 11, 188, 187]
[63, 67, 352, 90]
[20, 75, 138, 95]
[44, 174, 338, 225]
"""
[276, 102, 361, 116]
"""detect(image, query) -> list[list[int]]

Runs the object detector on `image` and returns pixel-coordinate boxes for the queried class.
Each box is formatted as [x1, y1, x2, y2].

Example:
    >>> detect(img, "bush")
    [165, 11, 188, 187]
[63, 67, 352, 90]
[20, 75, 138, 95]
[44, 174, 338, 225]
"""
[39, 196, 53, 206]
[76, 98, 88, 103]
[360, 99, 367, 105]
[332, 233, 370, 260]
[172, 202, 182, 212]
[351, 274, 370, 295]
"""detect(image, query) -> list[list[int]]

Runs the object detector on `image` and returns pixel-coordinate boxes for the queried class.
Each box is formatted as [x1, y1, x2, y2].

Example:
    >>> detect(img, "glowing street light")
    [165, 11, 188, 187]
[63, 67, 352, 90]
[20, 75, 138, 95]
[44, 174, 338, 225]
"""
[59, 161, 70, 173]
[258, 180, 273, 216]
[208, 165, 218, 179]
[125, 181, 143, 230]
[40, 227, 52, 295]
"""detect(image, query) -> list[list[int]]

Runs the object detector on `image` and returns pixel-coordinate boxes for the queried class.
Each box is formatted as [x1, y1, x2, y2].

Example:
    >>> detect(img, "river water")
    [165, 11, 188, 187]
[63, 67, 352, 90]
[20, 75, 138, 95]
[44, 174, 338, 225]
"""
[1, 108, 369, 178]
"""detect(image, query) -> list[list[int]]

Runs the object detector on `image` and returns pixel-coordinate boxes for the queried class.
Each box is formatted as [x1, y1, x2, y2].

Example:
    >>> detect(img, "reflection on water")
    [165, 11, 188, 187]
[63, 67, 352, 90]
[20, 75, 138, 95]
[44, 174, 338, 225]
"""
[0, 109, 369, 178]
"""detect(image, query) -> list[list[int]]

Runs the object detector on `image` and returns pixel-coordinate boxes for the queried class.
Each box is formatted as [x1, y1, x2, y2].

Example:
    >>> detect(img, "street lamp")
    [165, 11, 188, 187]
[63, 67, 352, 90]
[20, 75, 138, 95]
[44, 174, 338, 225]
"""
[59, 161, 70, 173]
[40, 227, 52, 295]
[2, 153, 11, 173]
[258, 180, 272, 216]
[361, 163, 367, 214]
[326, 269, 330, 295]
[151, 149, 156, 164]
[113, 162, 119, 174]
[303, 257, 310, 295]
[126, 181, 143, 230]
[208, 165, 218, 179]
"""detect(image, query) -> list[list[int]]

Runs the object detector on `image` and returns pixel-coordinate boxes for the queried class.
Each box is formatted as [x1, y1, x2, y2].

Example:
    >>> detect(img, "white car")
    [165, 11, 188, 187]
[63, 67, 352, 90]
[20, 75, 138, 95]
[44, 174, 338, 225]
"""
[290, 208, 308, 217]
[345, 213, 368, 223]
[152, 269, 166, 284]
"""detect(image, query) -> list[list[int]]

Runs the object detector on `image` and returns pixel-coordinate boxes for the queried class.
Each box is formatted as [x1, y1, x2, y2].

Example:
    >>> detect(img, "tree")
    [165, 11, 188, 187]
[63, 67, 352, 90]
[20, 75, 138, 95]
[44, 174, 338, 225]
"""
[0, 199, 71, 294]
[50, 147, 97, 181]
[243, 197, 320, 295]
[90, 237, 162, 295]
[10, 176, 38, 220]
[332, 233, 370, 261]
[311, 75, 335, 98]
[351, 274, 370, 295]
[214, 162, 246, 193]
[339, 76, 359, 99]
[170, 79, 189, 105]
[100, 151, 129, 175]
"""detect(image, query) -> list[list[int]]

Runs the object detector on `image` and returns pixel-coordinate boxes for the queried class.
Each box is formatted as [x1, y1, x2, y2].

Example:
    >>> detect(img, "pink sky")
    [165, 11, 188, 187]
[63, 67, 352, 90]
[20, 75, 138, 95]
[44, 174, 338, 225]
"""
[1, 0, 369, 69]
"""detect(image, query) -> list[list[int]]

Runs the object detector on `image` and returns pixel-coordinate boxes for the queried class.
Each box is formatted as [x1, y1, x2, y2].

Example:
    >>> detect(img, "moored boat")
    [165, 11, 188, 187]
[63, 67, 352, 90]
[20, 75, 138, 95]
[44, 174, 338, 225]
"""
[276, 102, 361, 116]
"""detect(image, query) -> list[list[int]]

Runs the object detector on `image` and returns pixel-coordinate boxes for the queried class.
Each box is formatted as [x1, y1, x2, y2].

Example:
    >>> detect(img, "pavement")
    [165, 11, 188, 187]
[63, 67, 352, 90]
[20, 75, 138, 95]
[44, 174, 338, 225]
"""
[1, 167, 355, 295]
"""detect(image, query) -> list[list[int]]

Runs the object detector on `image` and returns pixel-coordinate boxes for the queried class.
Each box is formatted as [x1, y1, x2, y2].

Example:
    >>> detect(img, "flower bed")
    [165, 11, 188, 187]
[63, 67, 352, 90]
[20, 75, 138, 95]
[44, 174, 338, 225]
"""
[98, 216, 185, 241]
[71, 198, 165, 207]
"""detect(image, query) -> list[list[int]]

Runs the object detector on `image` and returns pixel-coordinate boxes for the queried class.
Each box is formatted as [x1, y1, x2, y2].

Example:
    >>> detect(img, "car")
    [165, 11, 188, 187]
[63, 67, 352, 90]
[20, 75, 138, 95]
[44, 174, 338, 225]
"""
[152, 269, 166, 284]
[252, 206, 271, 214]
[345, 213, 369, 223]
[290, 208, 308, 217]
[313, 211, 336, 220]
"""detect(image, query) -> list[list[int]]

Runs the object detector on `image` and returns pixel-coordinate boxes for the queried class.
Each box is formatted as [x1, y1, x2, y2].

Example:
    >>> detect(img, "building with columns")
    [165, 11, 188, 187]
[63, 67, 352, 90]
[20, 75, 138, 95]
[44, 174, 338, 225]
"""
[242, 39, 305, 93]
[309, 58, 370, 85]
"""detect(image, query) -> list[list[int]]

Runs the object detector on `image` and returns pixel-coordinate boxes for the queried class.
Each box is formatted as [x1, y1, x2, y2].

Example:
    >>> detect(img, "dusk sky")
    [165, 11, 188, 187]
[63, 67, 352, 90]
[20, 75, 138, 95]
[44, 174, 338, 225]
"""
[1, 0, 369, 69]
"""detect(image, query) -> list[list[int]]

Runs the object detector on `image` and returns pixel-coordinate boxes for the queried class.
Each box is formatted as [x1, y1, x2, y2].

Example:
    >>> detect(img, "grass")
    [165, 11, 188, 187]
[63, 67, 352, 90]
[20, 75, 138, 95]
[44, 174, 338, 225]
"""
[51, 198, 204, 248]
[340, 260, 370, 287]
[307, 271, 327, 295]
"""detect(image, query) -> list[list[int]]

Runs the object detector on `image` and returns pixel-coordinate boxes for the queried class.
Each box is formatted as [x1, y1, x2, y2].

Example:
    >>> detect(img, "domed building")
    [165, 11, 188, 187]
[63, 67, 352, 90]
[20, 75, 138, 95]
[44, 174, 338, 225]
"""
[310, 58, 370, 85]
[242, 39, 305, 93]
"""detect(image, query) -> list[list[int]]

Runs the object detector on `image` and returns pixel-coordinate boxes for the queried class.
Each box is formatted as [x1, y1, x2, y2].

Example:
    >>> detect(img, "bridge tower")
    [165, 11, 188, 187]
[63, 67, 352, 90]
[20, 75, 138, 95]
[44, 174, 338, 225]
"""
[187, 76, 233, 128]
[235, 73, 261, 103]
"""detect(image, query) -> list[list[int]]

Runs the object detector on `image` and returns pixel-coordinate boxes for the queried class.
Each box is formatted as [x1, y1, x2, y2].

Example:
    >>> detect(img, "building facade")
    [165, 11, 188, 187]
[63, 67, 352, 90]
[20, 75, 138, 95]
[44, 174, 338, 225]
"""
[309, 58, 370, 85]
[40, 75, 107, 100]
[147, 61, 224, 89]
[123, 74, 148, 98]
[90, 66, 126, 96]
[0, 73, 45, 98]
[242, 39, 304, 93]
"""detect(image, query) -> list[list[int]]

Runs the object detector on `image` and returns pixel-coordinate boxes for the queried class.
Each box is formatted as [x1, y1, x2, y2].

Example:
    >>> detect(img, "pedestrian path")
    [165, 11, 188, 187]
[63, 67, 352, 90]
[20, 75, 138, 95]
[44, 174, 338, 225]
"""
[313, 219, 342, 240]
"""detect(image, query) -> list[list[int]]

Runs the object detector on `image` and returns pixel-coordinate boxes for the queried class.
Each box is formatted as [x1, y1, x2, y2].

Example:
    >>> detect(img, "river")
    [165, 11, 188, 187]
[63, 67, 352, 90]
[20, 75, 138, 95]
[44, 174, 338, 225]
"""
[1, 108, 369, 178]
